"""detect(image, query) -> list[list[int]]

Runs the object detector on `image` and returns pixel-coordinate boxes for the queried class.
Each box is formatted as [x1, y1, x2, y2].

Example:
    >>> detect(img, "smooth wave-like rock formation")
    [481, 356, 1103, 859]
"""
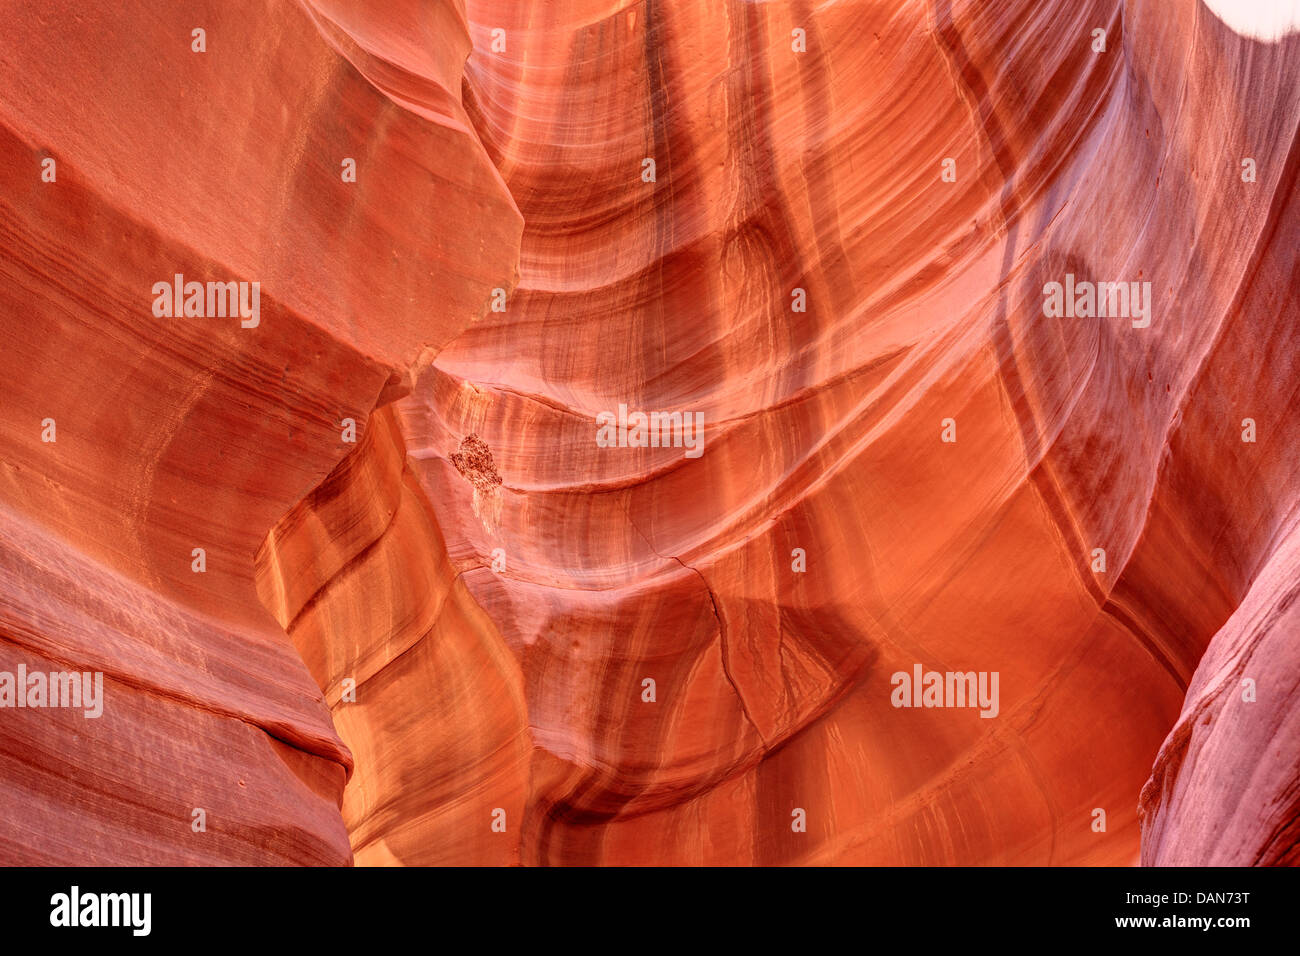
[1, 0, 1297, 865]
[0, 0, 517, 864]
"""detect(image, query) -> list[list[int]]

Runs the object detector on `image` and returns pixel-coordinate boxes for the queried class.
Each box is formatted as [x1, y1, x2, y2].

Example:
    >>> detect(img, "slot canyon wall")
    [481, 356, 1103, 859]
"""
[0, 0, 1297, 865]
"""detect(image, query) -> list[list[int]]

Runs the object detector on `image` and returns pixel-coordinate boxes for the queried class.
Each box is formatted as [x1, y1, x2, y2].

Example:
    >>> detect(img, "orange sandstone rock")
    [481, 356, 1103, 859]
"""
[1, 0, 1298, 867]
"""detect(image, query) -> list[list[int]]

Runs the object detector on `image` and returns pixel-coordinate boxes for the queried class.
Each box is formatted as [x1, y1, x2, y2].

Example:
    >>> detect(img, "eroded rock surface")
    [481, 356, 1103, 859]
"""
[2, 0, 1298, 865]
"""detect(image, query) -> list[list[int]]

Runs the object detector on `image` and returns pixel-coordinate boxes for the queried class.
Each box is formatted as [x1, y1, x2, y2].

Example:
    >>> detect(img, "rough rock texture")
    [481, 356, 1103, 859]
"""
[1, 0, 1298, 865]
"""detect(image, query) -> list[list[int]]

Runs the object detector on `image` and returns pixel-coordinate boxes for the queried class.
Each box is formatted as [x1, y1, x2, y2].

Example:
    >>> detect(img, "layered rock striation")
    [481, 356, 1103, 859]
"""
[1, 0, 1297, 865]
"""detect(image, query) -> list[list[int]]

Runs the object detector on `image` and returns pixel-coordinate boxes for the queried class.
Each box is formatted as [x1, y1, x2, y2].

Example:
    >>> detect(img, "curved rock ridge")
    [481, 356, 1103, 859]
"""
[1140, 508, 1300, 866]
[1, 0, 1298, 867]
[385, 0, 1298, 864]
[0, 0, 517, 863]
[255, 407, 531, 866]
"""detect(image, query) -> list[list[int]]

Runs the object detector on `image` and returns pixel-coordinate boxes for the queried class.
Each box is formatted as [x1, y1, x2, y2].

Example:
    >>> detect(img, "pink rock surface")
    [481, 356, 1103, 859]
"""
[1, 0, 1298, 866]
[0, 0, 517, 864]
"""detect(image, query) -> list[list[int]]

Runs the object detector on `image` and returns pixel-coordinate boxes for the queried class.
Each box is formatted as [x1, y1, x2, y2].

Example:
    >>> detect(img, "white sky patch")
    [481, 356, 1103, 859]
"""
[1202, 0, 1300, 41]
